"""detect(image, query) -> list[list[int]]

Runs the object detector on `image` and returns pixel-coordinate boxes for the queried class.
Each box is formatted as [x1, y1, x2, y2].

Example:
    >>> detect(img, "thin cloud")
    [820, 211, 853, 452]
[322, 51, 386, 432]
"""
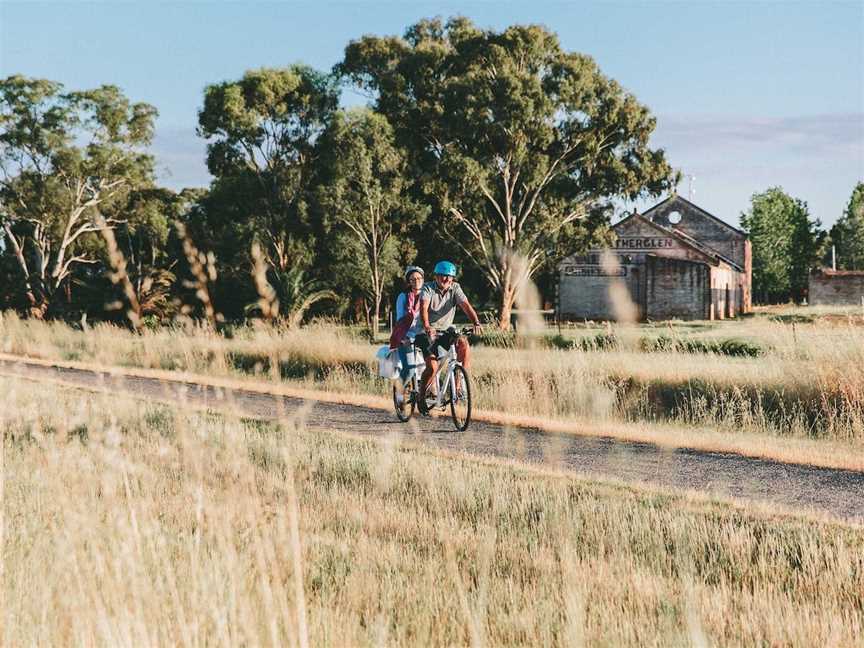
[654, 113, 864, 160]
[627, 113, 864, 227]
[151, 126, 211, 190]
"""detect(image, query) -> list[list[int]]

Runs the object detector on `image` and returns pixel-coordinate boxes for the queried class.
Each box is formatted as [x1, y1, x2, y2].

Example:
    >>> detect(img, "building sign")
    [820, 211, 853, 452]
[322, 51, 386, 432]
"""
[615, 237, 674, 250]
[562, 265, 627, 277]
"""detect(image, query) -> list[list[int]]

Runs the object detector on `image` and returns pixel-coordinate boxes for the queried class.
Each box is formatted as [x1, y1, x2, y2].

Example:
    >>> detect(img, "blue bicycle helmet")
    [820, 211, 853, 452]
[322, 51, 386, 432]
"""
[433, 260, 457, 277]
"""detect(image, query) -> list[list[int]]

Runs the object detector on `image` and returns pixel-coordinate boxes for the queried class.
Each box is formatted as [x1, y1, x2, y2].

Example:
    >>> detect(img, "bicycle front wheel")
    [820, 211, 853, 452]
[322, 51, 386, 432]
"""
[394, 378, 416, 422]
[449, 365, 471, 431]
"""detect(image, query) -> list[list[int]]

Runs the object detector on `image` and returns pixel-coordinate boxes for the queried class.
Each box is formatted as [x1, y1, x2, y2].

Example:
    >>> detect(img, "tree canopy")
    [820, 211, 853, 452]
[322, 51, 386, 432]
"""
[316, 108, 427, 335]
[0, 75, 157, 316]
[339, 17, 676, 326]
[829, 182, 864, 270]
[4, 19, 841, 328]
[740, 187, 823, 303]
[197, 66, 339, 274]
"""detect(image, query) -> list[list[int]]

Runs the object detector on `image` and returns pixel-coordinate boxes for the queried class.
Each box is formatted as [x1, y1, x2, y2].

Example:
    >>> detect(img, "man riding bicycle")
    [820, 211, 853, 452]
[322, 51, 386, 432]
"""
[414, 260, 482, 413]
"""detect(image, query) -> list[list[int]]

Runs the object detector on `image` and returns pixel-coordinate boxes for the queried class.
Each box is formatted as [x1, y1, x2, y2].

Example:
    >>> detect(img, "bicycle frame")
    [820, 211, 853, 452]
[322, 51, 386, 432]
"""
[393, 327, 472, 430]
[427, 343, 460, 410]
[401, 337, 459, 410]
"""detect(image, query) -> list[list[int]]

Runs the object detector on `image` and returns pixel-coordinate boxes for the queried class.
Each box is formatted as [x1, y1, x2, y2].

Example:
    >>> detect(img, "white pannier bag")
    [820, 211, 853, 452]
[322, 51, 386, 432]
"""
[402, 346, 426, 376]
[376, 346, 400, 379]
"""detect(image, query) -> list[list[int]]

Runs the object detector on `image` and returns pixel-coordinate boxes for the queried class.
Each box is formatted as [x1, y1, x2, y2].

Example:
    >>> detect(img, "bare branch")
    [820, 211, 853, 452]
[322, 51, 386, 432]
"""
[50, 253, 99, 292]
[448, 206, 501, 288]
[515, 140, 582, 233]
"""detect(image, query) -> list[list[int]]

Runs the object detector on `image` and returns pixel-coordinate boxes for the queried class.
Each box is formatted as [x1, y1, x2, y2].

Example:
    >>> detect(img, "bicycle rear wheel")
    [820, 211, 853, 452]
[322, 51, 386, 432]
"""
[449, 365, 471, 431]
[393, 377, 416, 422]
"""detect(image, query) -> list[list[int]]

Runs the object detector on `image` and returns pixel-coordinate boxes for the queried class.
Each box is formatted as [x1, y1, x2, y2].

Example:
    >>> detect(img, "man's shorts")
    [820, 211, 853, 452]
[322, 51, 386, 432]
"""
[414, 328, 458, 360]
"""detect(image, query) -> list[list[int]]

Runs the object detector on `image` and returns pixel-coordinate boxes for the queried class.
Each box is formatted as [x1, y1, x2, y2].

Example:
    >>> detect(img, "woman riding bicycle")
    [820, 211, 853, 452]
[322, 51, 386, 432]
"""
[415, 261, 482, 413]
[389, 266, 425, 399]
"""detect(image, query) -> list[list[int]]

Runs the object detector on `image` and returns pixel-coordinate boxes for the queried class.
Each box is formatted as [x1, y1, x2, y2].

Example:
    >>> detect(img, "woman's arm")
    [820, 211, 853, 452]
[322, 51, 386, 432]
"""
[395, 292, 407, 321]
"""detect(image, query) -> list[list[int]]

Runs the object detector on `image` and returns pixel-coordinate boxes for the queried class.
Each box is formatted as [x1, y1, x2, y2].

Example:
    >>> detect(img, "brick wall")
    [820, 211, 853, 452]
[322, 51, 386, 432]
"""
[558, 272, 619, 320]
[559, 255, 746, 321]
[709, 265, 746, 319]
[645, 256, 710, 320]
[809, 270, 864, 306]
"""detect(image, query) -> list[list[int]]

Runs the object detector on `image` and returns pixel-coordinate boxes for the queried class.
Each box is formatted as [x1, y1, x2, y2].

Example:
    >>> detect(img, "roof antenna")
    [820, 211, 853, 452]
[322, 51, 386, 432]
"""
[687, 175, 696, 202]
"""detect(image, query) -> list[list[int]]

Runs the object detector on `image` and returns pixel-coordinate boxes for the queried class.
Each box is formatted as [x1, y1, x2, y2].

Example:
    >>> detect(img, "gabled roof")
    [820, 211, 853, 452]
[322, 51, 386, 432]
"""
[642, 194, 747, 237]
[613, 212, 743, 271]
[667, 225, 744, 272]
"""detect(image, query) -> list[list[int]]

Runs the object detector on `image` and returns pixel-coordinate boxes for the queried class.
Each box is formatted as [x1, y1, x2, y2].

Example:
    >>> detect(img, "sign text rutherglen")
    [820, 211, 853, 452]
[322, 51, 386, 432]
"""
[615, 237, 674, 250]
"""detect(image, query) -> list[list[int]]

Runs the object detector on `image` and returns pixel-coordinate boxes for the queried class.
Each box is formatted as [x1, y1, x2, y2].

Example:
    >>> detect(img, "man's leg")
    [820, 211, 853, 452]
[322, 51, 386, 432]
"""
[420, 356, 438, 396]
[454, 337, 470, 396]
[455, 337, 470, 369]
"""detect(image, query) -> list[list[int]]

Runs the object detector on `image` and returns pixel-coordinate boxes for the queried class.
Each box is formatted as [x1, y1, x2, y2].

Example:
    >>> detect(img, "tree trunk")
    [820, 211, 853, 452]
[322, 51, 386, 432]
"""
[369, 223, 383, 340]
[494, 253, 523, 330]
[362, 298, 372, 330]
[497, 279, 517, 330]
[372, 293, 381, 339]
[2, 223, 44, 315]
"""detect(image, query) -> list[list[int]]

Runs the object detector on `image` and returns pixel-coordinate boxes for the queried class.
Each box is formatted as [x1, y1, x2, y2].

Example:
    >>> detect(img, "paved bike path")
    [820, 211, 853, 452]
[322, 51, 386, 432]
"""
[2, 357, 863, 522]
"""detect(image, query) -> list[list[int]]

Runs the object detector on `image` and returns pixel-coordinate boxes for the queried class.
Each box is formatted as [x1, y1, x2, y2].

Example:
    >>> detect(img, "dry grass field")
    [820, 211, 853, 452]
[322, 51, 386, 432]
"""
[2, 307, 863, 467]
[3, 377, 862, 646]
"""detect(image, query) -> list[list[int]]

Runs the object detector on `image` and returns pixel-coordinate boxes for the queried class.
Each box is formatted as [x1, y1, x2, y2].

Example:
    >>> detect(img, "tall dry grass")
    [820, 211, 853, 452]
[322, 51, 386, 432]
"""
[3, 311, 864, 447]
[2, 377, 862, 645]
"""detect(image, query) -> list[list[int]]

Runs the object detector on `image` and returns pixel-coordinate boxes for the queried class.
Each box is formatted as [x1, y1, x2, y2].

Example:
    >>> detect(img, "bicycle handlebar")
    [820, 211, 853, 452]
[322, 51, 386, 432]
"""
[410, 326, 477, 344]
[444, 325, 477, 337]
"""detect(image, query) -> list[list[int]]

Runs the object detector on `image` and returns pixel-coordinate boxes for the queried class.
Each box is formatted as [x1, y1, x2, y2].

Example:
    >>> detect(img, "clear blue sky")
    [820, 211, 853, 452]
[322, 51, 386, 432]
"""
[1, 0, 862, 226]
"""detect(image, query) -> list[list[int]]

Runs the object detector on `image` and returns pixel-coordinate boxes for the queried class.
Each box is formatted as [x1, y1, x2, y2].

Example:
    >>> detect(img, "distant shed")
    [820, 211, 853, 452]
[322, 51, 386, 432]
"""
[809, 269, 864, 306]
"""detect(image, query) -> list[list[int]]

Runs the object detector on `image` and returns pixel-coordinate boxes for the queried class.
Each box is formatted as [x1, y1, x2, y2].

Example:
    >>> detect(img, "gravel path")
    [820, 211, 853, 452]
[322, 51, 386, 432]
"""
[3, 357, 863, 522]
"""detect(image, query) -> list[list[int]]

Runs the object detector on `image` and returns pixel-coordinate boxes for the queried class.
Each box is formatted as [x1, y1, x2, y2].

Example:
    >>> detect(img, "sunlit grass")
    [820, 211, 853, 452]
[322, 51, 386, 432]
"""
[3, 378, 862, 646]
[2, 310, 863, 445]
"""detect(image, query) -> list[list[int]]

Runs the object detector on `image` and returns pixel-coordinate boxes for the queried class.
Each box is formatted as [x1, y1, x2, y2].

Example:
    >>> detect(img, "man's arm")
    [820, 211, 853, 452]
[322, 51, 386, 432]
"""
[459, 300, 483, 335]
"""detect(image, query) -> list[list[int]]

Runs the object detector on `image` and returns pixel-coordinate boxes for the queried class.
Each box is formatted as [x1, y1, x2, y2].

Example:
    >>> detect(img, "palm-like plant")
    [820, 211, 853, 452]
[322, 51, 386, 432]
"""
[137, 268, 177, 320]
[246, 264, 337, 328]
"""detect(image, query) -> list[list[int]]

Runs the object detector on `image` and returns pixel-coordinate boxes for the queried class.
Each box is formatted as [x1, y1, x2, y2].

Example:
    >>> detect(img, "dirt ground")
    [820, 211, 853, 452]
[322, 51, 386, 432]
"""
[2, 357, 863, 523]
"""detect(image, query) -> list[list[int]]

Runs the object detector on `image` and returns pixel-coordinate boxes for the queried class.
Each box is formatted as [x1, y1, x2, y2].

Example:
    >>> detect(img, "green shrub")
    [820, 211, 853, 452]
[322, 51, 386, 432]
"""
[769, 314, 814, 324]
[544, 333, 619, 351]
[640, 335, 764, 357]
[473, 329, 518, 348]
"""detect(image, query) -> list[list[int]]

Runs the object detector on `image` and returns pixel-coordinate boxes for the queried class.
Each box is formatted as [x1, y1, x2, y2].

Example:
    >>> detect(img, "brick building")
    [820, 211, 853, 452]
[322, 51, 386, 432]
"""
[557, 195, 752, 321]
[809, 269, 864, 306]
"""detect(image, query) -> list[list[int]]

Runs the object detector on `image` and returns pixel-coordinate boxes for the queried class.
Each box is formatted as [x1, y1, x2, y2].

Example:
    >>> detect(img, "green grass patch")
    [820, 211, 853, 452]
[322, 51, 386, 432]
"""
[640, 335, 765, 357]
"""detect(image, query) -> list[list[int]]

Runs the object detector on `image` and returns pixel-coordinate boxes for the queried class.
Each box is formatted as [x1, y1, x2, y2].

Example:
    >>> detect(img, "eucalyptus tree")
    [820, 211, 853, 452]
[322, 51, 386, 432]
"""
[741, 187, 823, 303]
[339, 17, 675, 327]
[317, 108, 427, 334]
[829, 182, 864, 270]
[197, 66, 339, 276]
[0, 75, 156, 316]
[105, 187, 204, 321]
